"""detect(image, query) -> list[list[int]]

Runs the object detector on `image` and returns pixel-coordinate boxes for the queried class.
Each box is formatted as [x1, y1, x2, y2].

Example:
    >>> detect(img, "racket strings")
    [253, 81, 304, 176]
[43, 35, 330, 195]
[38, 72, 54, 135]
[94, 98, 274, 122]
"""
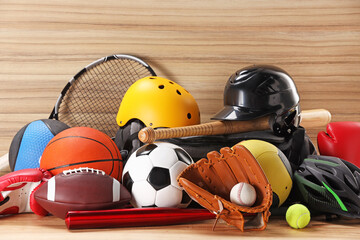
[58, 58, 154, 137]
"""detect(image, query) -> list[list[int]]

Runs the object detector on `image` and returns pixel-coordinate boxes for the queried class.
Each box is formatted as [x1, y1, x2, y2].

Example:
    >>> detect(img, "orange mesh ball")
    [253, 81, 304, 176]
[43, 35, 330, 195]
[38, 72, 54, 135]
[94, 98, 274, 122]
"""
[40, 127, 123, 181]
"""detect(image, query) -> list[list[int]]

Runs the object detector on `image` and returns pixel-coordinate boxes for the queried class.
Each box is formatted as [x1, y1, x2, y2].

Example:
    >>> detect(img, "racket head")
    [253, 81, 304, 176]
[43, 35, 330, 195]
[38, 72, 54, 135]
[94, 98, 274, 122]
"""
[50, 54, 156, 137]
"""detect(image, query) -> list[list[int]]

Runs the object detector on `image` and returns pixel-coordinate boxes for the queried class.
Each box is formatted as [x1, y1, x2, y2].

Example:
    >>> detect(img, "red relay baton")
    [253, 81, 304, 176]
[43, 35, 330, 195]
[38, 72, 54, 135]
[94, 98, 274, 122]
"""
[65, 208, 216, 230]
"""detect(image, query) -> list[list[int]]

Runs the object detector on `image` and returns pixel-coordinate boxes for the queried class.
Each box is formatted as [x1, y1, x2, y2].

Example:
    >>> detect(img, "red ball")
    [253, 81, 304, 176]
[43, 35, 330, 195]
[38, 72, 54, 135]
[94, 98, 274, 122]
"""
[40, 127, 123, 181]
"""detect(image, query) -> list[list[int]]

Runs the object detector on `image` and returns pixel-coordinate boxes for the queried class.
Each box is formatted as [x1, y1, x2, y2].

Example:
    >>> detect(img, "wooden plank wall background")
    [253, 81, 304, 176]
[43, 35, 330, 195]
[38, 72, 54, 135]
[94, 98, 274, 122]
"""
[1, 0, 359, 174]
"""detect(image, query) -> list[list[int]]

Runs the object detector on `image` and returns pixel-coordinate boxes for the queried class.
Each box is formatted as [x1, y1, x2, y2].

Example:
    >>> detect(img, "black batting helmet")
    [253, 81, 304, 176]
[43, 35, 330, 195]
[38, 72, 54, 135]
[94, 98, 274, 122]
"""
[212, 65, 300, 136]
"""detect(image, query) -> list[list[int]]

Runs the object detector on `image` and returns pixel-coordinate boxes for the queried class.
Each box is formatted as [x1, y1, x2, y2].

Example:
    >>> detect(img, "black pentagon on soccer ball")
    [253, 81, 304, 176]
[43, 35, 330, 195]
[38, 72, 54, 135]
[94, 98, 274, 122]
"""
[142, 204, 157, 208]
[181, 190, 192, 205]
[174, 148, 192, 165]
[147, 167, 171, 190]
[136, 143, 158, 157]
[122, 171, 134, 193]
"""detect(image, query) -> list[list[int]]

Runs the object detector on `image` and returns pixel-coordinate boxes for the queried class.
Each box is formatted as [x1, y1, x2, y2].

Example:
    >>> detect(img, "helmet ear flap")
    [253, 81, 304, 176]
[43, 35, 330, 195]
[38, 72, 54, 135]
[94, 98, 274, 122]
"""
[270, 105, 301, 136]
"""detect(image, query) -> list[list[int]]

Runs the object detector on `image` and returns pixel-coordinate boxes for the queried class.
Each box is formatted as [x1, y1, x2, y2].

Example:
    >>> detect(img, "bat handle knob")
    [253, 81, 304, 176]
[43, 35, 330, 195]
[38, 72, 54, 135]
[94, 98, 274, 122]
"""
[138, 127, 155, 143]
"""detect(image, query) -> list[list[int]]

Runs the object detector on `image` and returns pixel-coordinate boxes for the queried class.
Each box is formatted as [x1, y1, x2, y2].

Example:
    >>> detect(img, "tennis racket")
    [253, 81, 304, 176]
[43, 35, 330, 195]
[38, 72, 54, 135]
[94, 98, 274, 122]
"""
[49, 54, 156, 137]
[0, 55, 156, 173]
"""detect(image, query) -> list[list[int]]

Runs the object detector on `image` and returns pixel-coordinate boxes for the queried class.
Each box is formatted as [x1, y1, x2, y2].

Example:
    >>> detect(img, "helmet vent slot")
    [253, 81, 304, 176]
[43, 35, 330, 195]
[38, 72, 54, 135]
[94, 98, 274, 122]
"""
[231, 68, 257, 83]
[304, 174, 322, 186]
[344, 175, 360, 194]
[340, 197, 356, 209]
[316, 164, 334, 175]
[354, 171, 360, 187]
[158, 85, 164, 89]
[187, 113, 192, 119]
[305, 185, 329, 203]
[176, 90, 181, 95]
[323, 175, 342, 191]
[254, 80, 276, 96]
[238, 68, 257, 77]
[298, 167, 305, 173]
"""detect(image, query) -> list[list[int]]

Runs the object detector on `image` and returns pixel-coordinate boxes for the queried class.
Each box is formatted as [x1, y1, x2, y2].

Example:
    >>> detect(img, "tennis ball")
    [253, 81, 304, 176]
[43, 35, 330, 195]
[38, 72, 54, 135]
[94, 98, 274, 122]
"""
[286, 204, 311, 229]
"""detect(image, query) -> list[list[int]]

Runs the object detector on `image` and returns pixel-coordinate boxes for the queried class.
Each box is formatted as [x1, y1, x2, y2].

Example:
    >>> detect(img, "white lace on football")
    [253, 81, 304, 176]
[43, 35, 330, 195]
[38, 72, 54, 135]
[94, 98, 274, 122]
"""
[62, 167, 105, 175]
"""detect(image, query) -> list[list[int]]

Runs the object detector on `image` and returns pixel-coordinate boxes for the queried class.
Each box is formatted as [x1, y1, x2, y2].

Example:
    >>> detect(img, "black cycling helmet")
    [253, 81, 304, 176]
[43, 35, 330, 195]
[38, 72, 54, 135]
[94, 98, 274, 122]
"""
[212, 65, 300, 136]
[294, 155, 360, 218]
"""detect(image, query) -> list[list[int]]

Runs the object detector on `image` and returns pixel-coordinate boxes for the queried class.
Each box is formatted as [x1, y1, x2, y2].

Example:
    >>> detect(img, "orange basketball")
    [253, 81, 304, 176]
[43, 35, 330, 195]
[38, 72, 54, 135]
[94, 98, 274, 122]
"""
[40, 127, 123, 181]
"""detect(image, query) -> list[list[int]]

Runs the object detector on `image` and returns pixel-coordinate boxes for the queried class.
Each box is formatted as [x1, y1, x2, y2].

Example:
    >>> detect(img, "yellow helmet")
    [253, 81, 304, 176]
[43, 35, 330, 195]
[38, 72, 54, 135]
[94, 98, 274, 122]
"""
[235, 140, 293, 207]
[116, 76, 200, 128]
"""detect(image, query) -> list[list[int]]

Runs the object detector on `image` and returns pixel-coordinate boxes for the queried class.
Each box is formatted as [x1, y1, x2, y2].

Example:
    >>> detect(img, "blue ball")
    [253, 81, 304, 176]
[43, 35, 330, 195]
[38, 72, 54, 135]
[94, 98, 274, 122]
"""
[9, 119, 69, 171]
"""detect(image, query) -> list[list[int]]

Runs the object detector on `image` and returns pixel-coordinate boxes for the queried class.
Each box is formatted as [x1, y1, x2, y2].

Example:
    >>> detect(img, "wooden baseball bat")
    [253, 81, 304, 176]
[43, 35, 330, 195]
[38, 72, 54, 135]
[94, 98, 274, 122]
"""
[138, 109, 331, 143]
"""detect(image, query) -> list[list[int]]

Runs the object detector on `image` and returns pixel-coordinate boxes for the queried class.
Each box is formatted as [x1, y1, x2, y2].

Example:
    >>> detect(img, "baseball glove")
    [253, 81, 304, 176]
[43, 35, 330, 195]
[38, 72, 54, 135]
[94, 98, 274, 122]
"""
[177, 145, 272, 231]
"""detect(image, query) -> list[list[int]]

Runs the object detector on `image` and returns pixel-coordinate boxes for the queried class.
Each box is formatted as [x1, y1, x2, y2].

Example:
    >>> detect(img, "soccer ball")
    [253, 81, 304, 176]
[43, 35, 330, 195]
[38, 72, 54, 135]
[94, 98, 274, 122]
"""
[122, 142, 193, 208]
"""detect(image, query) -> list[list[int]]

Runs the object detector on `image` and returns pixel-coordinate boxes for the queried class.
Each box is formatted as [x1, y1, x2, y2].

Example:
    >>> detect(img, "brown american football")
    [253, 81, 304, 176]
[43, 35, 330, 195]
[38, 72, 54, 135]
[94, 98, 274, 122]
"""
[34, 168, 131, 219]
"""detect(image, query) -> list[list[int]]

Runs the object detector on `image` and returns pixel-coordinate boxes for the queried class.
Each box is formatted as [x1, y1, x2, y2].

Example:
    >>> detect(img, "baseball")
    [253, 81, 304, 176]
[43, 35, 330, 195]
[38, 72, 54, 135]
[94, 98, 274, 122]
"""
[230, 182, 257, 207]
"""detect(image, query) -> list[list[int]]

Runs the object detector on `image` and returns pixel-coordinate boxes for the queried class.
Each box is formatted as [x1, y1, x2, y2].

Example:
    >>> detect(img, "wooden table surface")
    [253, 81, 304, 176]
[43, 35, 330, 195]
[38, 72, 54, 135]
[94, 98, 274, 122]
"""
[1, 0, 360, 238]
[1, 214, 360, 240]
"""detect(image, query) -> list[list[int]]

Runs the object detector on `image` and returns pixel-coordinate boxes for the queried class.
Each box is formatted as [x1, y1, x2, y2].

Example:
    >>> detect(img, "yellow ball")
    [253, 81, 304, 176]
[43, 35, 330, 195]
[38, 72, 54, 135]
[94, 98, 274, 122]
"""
[286, 204, 311, 229]
[235, 140, 293, 207]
